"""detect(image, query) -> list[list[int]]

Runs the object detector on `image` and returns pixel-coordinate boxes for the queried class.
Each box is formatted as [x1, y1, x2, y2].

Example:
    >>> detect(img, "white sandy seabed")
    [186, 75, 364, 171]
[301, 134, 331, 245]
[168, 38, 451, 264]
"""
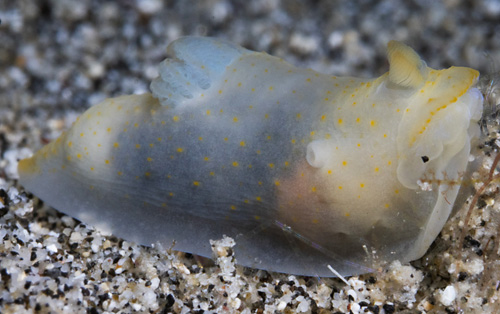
[2, 0, 500, 313]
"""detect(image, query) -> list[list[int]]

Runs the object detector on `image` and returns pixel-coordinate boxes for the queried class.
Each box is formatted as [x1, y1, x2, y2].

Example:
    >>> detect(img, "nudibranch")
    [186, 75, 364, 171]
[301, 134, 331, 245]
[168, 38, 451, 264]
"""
[18, 37, 483, 276]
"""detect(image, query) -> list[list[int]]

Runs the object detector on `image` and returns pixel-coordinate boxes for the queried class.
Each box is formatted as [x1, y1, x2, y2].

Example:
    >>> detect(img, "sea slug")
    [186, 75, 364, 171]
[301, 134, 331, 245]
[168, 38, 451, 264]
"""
[18, 37, 483, 276]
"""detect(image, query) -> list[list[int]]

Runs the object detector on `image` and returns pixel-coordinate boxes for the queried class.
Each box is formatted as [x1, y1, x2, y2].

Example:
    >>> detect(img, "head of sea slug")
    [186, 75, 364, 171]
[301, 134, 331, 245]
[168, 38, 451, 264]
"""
[385, 41, 483, 190]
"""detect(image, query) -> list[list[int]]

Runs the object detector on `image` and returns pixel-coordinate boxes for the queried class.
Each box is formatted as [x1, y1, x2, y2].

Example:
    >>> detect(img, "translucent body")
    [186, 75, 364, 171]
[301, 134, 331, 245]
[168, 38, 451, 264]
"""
[18, 37, 483, 276]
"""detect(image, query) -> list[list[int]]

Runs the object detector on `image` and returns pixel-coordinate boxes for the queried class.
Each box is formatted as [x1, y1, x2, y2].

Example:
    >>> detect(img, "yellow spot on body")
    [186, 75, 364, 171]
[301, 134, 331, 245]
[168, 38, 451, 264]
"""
[147, 157, 153, 162]
[338, 186, 343, 190]
[204, 157, 210, 161]
[177, 148, 184, 153]
[145, 172, 151, 177]
[268, 163, 275, 168]
[232, 161, 239, 167]
[291, 139, 296, 144]
[80, 133, 84, 137]
[105, 159, 110, 164]
[238, 82, 242, 87]
[218, 90, 222, 94]
[193, 181, 200, 186]
[90, 167, 94, 171]
[233, 117, 238, 122]
[256, 196, 262, 201]
[118, 171, 123, 176]
[338, 119, 343, 124]
[327, 169, 332, 174]
[321, 115, 326, 121]
[107, 127, 111, 132]
[113, 142, 119, 148]
[77, 154, 82, 159]
[135, 144, 141, 149]
[173, 116, 179, 122]
[68, 142, 72, 147]
[342, 161, 347, 166]
[360, 183, 365, 188]
[134, 123, 139, 128]
[375, 167, 379, 172]
[240, 141, 246, 146]
[274, 180, 280, 186]
[231, 205, 237, 210]
[311, 186, 317, 192]
[269, 86, 273, 91]
[209, 171, 215, 176]
[370, 120, 376, 126]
